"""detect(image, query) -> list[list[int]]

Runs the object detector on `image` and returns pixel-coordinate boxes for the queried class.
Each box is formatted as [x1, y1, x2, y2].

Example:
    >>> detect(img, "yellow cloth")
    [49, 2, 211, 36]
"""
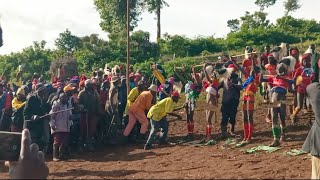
[17, 88, 25, 96]
[12, 80, 23, 87]
[147, 97, 175, 121]
[125, 87, 140, 114]
[12, 98, 26, 110]
[129, 91, 153, 113]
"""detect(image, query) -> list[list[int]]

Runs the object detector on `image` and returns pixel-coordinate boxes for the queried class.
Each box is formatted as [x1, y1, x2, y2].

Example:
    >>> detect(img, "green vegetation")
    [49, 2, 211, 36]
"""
[0, 0, 319, 82]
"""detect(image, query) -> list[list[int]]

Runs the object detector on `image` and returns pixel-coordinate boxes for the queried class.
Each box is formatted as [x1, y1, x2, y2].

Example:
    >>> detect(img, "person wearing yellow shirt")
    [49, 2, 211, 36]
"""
[124, 80, 146, 124]
[144, 91, 182, 150]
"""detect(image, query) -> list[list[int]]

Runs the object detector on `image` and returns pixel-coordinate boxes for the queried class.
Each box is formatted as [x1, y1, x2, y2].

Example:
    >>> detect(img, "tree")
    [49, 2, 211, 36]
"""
[227, 19, 240, 32]
[240, 11, 270, 30]
[284, 0, 301, 16]
[54, 29, 81, 53]
[255, 0, 277, 11]
[144, 0, 169, 42]
[94, 0, 144, 33]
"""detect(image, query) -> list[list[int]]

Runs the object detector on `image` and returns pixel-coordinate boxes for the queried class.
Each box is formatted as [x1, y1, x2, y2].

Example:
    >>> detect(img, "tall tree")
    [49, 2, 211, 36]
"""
[284, 0, 301, 16]
[255, 0, 277, 11]
[144, 0, 169, 42]
[94, 0, 144, 33]
[227, 19, 240, 32]
[54, 29, 81, 53]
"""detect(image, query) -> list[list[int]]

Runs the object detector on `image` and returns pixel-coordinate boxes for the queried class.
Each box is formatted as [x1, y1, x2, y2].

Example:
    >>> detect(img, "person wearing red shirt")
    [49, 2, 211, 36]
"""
[291, 53, 315, 124]
[261, 63, 294, 147]
[242, 54, 258, 79]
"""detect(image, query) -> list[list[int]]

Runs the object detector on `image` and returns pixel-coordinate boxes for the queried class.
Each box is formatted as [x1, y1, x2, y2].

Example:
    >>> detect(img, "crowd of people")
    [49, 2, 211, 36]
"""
[1, 41, 320, 178]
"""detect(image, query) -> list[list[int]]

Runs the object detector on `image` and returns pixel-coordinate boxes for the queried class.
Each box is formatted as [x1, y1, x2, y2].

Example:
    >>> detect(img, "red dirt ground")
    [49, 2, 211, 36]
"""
[0, 96, 312, 179]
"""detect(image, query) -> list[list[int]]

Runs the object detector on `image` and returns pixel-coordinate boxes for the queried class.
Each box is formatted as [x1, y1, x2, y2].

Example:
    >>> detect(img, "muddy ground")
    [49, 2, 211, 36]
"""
[0, 95, 312, 179]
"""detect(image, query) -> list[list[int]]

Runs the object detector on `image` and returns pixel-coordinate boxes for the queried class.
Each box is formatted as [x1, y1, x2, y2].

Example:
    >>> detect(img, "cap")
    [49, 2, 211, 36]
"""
[84, 79, 93, 86]
[148, 84, 158, 92]
[171, 91, 181, 98]
[228, 64, 237, 71]
[16, 88, 26, 96]
[64, 84, 76, 92]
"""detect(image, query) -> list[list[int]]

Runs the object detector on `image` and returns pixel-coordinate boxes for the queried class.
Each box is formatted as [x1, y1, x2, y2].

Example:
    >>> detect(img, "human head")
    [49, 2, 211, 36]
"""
[59, 93, 68, 105]
[148, 84, 158, 96]
[310, 44, 316, 53]
[84, 79, 94, 91]
[291, 48, 299, 60]
[35, 83, 48, 101]
[268, 54, 277, 65]
[137, 80, 146, 91]
[302, 53, 312, 68]
[171, 91, 180, 103]
[63, 84, 76, 97]
[129, 73, 135, 82]
[16, 87, 26, 102]
[276, 63, 288, 76]
[120, 76, 126, 86]
[101, 80, 110, 91]
[265, 45, 270, 53]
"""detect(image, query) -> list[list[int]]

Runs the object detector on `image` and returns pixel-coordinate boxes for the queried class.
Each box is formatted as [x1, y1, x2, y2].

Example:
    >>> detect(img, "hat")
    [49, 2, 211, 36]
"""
[228, 64, 237, 71]
[84, 79, 93, 86]
[35, 83, 46, 92]
[16, 88, 26, 96]
[302, 53, 312, 61]
[268, 54, 274, 58]
[64, 84, 76, 92]
[171, 91, 181, 98]
[111, 76, 120, 83]
[148, 84, 158, 92]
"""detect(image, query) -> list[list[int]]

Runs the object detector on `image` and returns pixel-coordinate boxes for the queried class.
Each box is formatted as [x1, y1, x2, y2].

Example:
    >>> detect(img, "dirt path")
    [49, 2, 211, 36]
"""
[0, 98, 312, 179]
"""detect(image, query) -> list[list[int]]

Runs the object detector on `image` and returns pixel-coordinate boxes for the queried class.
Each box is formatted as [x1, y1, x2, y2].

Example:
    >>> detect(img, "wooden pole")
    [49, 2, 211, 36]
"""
[126, 0, 130, 95]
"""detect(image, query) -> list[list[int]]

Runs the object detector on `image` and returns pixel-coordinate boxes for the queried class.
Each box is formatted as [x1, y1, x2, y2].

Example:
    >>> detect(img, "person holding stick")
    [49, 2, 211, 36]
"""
[23, 83, 50, 153]
[50, 93, 72, 161]
[183, 65, 202, 140]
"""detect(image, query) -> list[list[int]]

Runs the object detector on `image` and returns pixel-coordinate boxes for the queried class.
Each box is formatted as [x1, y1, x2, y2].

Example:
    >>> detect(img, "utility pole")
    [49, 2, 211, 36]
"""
[126, 0, 130, 95]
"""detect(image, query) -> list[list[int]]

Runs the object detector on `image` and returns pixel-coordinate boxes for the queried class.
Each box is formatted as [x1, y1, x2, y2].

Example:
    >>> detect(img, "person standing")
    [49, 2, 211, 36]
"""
[23, 83, 51, 152]
[118, 76, 127, 125]
[11, 87, 27, 132]
[78, 79, 100, 151]
[50, 93, 72, 161]
[309, 44, 320, 82]
[302, 82, 320, 179]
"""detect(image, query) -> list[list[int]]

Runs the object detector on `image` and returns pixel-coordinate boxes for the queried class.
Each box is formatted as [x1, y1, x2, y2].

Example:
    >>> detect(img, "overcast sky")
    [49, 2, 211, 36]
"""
[0, 0, 319, 55]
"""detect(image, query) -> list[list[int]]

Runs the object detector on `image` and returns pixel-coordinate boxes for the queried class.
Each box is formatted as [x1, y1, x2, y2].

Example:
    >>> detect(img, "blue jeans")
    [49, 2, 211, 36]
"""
[146, 118, 169, 146]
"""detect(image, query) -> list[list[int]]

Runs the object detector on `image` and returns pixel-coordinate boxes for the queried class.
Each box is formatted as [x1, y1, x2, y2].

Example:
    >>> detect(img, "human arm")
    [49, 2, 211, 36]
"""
[203, 63, 213, 84]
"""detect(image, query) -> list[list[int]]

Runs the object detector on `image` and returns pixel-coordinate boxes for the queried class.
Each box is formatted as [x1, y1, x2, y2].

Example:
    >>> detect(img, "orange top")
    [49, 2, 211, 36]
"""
[129, 91, 153, 113]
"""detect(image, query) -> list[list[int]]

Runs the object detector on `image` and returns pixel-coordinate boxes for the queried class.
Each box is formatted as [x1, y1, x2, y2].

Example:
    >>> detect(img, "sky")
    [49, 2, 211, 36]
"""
[0, 0, 320, 55]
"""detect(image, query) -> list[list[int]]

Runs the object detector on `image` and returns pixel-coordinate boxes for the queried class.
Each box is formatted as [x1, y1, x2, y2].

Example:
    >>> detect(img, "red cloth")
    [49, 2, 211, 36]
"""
[267, 76, 291, 89]
[260, 52, 270, 67]
[53, 132, 69, 146]
[242, 58, 258, 79]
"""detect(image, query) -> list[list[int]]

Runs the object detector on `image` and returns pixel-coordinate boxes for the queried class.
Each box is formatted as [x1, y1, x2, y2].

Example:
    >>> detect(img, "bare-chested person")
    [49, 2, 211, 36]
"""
[105, 76, 121, 128]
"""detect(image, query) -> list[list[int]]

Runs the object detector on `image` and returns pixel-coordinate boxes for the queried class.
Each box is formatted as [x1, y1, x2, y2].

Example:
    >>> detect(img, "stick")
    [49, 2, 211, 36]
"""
[106, 115, 115, 136]
[25, 108, 74, 122]
[0, 131, 22, 135]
